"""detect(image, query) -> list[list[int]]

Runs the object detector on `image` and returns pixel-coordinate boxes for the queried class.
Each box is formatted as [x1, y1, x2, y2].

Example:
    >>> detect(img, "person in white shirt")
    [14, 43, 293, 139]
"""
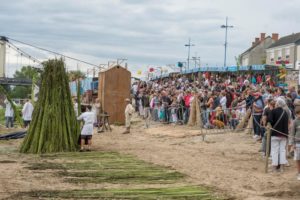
[123, 98, 134, 134]
[77, 105, 95, 151]
[73, 98, 78, 117]
[220, 91, 227, 111]
[4, 98, 14, 128]
[22, 99, 34, 128]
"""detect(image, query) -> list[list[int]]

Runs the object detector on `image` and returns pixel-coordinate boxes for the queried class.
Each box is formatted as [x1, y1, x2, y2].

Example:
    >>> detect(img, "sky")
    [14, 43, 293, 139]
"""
[1, 0, 300, 77]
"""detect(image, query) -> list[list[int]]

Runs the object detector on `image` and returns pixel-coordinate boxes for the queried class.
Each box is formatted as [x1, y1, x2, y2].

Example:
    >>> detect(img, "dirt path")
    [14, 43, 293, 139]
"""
[94, 120, 300, 200]
[0, 120, 299, 200]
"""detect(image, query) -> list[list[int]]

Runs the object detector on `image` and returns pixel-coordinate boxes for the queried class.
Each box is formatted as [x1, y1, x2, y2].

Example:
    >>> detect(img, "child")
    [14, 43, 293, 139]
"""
[229, 109, 239, 130]
[77, 105, 94, 152]
[291, 109, 300, 180]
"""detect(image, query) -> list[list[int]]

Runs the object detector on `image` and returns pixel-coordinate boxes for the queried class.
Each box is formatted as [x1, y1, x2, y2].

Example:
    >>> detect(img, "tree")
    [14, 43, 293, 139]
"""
[67, 70, 86, 115]
[235, 55, 241, 66]
[10, 66, 40, 99]
[68, 70, 86, 81]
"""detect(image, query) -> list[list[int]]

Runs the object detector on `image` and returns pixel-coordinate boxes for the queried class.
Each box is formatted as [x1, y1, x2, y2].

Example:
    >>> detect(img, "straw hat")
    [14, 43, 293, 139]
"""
[125, 98, 131, 102]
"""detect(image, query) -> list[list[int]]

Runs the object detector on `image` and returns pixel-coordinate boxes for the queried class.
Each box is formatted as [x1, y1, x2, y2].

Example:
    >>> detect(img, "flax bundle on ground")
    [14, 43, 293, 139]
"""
[236, 109, 251, 132]
[188, 97, 202, 127]
[20, 59, 80, 153]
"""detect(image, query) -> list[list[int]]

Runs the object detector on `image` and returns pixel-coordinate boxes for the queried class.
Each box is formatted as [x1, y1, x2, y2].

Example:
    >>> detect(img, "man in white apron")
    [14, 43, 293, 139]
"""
[4, 99, 14, 128]
[123, 98, 134, 134]
[22, 99, 34, 128]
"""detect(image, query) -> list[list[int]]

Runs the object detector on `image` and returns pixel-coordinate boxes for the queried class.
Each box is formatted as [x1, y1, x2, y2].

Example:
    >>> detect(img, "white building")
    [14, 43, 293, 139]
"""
[266, 33, 300, 70]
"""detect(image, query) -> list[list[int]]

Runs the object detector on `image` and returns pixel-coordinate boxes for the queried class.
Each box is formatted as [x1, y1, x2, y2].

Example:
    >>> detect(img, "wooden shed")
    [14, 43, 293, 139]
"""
[98, 65, 131, 124]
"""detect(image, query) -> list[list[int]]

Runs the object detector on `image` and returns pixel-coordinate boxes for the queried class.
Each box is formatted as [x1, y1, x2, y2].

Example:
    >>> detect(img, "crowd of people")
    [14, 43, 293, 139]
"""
[132, 73, 300, 180]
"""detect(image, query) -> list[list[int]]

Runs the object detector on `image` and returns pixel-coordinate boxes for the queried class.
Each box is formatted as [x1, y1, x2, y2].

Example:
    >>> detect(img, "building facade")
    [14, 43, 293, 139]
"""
[266, 33, 300, 70]
[240, 33, 277, 66]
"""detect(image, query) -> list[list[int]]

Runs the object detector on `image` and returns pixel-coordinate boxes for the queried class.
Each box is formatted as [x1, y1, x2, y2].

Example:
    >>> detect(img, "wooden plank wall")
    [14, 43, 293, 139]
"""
[98, 66, 131, 124]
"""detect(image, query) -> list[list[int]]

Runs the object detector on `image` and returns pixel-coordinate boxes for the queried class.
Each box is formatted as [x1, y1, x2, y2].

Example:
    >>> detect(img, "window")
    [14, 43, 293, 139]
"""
[285, 48, 290, 59]
[270, 51, 274, 62]
[277, 50, 282, 60]
[243, 58, 249, 66]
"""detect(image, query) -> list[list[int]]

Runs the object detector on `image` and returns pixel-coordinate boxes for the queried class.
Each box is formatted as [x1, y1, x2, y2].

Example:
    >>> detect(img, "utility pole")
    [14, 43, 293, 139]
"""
[108, 61, 116, 68]
[117, 58, 127, 66]
[192, 53, 201, 68]
[221, 17, 234, 67]
[184, 38, 195, 70]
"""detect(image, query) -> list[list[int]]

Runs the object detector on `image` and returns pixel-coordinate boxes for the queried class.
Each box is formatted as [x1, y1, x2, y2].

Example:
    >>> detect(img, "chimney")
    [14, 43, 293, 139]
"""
[272, 33, 279, 41]
[252, 42, 255, 46]
[255, 37, 260, 43]
[260, 33, 266, 41]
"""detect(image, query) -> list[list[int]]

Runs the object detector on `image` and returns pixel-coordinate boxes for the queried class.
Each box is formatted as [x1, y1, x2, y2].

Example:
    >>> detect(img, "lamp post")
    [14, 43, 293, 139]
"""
[184, 38, 195, 70]
[221, 17, 234, 67]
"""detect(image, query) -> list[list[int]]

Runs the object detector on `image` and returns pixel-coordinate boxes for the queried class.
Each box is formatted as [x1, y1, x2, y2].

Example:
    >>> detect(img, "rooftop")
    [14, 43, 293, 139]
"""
[267, 32, 300, 49]
[241, 36, 271, 55]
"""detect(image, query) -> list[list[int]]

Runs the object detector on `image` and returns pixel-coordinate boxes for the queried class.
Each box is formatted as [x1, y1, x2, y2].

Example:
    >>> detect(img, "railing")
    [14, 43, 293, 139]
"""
[0, 78, 32, 86]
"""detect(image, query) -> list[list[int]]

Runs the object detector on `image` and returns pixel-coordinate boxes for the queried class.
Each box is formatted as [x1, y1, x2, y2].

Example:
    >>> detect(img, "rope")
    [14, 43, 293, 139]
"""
[252, 112, 300, 140]
[7, 37, 103, 68]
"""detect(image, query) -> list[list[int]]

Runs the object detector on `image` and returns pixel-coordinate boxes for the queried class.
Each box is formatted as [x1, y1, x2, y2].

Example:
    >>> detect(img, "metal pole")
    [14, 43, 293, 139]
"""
[224, 17, 228, 67]
[265, 123, 271, 173]
[199, 57, 201, 68]
[188, 38, 191, 70]
[221, 17, 233, 68]
[185, 38, 195, 71]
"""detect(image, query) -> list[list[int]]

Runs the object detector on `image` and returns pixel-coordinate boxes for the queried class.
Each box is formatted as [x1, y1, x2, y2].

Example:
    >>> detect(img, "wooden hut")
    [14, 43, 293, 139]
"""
[98, 65, 131, 124]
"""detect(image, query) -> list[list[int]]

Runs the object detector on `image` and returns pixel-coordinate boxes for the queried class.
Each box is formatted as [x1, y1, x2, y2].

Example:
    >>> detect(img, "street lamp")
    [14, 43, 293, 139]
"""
[184, 38, 195, 70]
[221, 17, 234, 67]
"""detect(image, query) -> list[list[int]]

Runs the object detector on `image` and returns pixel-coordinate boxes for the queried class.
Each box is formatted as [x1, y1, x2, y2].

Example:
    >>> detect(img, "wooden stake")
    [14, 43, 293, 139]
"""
[265, 123, 272, 173]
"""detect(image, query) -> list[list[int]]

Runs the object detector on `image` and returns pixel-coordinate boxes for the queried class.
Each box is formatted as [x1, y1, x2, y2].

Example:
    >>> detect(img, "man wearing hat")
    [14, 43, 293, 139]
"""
[123, 98, 134, 134]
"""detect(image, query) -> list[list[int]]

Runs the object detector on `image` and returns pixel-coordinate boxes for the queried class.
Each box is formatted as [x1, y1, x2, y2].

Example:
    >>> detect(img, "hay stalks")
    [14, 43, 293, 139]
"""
[20, 59, 80, 153]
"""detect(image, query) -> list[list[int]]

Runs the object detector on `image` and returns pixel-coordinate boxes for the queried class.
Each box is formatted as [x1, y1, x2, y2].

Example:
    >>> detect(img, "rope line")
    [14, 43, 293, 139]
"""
[7, 37, 103, 68]
[251, 111, 300, 141]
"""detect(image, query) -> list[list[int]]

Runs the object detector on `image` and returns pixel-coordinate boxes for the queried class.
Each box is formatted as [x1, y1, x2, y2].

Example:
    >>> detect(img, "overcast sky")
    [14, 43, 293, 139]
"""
[1, 0, 300, 77]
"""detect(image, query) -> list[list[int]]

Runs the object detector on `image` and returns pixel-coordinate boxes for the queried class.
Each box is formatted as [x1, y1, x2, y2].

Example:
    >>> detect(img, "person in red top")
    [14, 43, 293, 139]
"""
[257, 74, 262, 84]
[183, 90, 192, 124]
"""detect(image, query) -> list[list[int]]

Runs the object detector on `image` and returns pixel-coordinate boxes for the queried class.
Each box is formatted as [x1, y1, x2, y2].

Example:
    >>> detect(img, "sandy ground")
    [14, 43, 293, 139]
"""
[94, 118, 300, 200]
[0, 118, 299, 200]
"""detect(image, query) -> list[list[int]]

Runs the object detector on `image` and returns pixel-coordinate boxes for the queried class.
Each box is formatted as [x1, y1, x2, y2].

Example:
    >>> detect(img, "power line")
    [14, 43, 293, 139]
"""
[6, 36, 103, 69]
[7, 41, 42, 65]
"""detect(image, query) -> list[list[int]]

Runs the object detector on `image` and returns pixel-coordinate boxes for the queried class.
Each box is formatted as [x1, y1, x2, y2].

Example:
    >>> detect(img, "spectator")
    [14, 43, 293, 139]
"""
[4, 98, 14, 129]
[268, 98, 289, 172]
[290, 109, 300, 180]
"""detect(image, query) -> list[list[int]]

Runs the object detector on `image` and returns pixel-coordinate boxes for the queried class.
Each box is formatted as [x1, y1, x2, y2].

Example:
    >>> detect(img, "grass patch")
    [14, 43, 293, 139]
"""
[13, 186, 220, 200]
[26, 152, 184, 184]
[18, 151, 226, 199]
[0, 160, 17, 164]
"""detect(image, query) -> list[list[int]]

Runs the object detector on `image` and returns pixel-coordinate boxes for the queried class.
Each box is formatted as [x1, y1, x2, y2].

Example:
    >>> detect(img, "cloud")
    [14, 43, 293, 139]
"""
[1, 0, 300, 77]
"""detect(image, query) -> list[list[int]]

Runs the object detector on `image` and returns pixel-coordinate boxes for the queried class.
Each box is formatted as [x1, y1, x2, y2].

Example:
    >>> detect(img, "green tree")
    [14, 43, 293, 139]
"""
[235, 55, 241, 66]
[10, 66, 40, 99]
[68, 70, 86, 81]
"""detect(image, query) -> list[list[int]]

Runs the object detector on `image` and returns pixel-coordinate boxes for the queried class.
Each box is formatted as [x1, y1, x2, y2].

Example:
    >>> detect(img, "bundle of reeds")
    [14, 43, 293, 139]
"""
[20, 59, 80, 153]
